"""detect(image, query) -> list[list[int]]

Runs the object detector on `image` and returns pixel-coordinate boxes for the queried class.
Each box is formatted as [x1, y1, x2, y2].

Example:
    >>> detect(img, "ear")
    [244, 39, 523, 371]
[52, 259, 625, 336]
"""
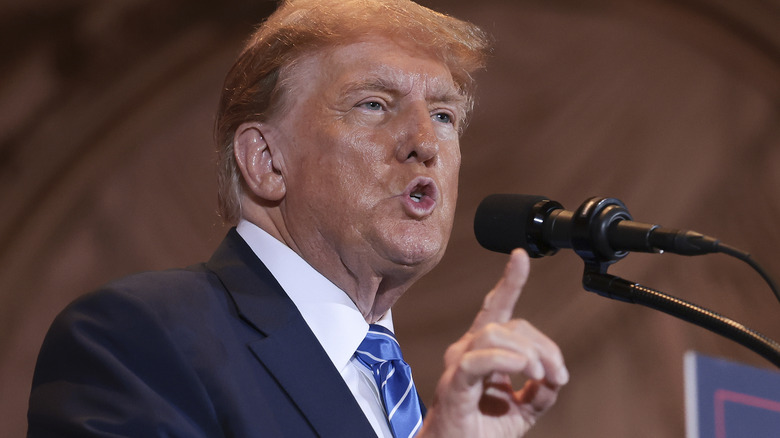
[233, 122, 286, 202]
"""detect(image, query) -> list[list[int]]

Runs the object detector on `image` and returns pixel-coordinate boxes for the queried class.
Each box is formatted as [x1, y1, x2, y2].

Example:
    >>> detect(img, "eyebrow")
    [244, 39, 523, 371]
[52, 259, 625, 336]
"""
[340, 76, 467, 107]
[340, 77, 399, 97]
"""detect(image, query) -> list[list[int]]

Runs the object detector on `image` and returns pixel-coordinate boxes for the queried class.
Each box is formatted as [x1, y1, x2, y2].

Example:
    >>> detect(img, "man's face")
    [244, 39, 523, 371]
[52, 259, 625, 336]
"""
[267, 36, 464, 287]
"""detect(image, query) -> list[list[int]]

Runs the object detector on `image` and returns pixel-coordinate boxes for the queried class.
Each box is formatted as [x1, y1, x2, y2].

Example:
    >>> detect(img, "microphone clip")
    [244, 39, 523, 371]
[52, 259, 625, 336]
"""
[526, 196, 635, 271]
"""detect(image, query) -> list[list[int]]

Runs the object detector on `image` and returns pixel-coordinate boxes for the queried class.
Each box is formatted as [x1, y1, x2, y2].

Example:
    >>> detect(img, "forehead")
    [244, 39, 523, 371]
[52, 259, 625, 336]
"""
[289, 37, 463, 103]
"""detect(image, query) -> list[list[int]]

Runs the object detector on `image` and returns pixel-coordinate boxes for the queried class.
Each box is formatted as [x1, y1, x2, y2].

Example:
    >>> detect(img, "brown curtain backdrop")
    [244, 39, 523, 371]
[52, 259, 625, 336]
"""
[2, 1, 778, 437]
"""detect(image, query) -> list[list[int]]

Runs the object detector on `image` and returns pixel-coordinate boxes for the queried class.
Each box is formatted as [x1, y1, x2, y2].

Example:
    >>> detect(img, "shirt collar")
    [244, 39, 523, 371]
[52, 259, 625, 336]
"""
[235, 220, 393, 372]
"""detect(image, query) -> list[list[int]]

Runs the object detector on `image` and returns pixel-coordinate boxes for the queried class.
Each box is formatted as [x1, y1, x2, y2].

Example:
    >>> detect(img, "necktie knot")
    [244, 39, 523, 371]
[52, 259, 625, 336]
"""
[356, 325, 404, 365]
[355, 324, 422, 438]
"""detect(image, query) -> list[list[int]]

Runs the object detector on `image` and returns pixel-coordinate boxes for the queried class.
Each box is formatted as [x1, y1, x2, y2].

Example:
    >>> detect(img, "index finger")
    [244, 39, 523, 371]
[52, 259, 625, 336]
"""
[470, 248, 530, 332]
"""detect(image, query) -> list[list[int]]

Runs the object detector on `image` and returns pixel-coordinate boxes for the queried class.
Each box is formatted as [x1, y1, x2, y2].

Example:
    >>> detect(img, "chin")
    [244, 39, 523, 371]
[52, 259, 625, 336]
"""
[372, 217, 453, 270]
[386, 235, 448, 270]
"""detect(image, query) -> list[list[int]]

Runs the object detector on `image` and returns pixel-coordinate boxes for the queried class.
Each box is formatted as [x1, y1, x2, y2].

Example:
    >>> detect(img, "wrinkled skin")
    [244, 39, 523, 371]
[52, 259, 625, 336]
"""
[234, 36, 568, 437]
[236, 37, 462, 322]
[419, 249, 569, 437]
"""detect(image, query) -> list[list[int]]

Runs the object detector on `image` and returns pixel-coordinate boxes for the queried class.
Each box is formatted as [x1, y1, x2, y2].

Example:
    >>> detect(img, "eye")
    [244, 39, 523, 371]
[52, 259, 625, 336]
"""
[357, 100, 385, 111]
[433, 111, 453, 124]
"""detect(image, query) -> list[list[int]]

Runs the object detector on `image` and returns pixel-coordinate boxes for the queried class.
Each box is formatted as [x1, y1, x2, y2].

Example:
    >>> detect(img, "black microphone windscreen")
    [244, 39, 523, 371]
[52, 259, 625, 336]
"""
[474, 194, 548, 254]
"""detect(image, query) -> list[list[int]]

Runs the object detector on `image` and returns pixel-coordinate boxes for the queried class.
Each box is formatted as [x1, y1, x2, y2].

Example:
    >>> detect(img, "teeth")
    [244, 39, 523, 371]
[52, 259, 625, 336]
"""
[410, 191, 423, 202]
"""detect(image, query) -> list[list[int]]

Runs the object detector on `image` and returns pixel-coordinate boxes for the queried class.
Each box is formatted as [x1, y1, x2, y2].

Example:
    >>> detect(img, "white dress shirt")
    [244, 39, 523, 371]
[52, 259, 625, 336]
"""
[236, 220, 394, 438]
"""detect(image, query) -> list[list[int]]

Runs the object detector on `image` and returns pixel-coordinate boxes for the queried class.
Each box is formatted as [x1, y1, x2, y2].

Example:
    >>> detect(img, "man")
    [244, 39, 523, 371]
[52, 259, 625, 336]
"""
[28, 0, 569, 437]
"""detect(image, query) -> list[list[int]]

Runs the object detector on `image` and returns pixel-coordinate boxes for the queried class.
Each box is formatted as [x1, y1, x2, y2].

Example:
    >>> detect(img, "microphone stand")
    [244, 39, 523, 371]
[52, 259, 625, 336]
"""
[475, 194, 780, 368]
[581, 262, 780, 369]
[567, 197, 780, 369]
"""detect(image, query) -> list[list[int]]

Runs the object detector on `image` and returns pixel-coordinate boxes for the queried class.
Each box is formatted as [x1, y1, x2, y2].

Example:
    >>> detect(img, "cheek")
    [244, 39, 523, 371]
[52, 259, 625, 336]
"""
[441, 144, 462, 194]
[438, 146, 461, 228]
[304, 131, 390, 216]
[333, 130, 391, 185]
[434, 122, 460, 143]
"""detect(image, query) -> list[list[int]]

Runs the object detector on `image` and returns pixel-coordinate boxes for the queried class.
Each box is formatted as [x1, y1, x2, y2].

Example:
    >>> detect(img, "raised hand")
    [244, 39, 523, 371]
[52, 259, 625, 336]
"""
[418, 249, 569, 437]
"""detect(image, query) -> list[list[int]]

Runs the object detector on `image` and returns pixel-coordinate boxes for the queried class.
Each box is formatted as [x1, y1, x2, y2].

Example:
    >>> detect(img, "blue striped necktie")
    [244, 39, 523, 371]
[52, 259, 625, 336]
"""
[355, 324, 423, 438]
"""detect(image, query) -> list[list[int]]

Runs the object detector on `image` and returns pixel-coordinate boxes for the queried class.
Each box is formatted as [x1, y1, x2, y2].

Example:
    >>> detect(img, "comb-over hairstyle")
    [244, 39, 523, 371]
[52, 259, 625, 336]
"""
[215, 0, 492, 224]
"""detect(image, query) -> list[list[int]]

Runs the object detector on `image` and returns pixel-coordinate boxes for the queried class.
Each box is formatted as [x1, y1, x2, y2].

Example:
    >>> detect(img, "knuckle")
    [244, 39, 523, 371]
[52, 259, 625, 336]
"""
[505, 318, 532, 333]
[443, 334, 473, 365]
[517, 319, 533, 330]
[483, 321, 502, 332]
[479, 322, 508, 344]
[444, 344, 461, 363]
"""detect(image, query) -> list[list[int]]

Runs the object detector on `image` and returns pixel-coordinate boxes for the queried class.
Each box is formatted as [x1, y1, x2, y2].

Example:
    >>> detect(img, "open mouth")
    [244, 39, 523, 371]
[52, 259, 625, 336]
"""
[401, 177, 439, 218]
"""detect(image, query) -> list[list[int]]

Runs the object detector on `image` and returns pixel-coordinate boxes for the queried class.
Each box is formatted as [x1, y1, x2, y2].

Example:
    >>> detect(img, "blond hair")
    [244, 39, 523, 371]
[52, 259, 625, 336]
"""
[215, 0, 491, 223]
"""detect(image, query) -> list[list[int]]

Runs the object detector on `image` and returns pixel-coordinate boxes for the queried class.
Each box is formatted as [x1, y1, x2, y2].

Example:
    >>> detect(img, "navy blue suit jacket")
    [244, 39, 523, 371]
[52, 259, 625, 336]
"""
[28, 229, 379, 437]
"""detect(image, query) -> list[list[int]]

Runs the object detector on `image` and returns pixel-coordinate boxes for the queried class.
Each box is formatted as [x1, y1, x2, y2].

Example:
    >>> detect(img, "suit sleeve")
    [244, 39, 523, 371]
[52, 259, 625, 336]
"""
[27, 288, 224, 438]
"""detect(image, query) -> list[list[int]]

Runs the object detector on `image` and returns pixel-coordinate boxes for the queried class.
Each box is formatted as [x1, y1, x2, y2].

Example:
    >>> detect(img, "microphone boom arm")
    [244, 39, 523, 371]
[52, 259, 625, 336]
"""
[582, 269, 780, 368]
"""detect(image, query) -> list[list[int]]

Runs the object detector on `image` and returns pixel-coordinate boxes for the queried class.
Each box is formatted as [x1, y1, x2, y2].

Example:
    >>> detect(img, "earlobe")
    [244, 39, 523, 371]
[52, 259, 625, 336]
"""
[233, 122, 286, 202]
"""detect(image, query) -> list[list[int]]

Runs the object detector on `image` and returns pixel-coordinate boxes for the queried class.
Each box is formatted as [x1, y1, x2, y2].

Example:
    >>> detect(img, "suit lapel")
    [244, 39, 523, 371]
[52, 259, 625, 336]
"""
[206, 229, 376, 437]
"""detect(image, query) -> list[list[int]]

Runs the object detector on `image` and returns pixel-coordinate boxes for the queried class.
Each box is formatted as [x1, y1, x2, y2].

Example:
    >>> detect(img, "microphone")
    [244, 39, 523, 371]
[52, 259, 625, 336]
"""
[474, 194, 780, 369]
[474, 194, 721, 262]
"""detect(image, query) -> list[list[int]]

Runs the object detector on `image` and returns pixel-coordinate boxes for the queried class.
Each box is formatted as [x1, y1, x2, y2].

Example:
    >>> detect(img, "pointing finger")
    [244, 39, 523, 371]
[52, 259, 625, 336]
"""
[470, 248, 530, 332]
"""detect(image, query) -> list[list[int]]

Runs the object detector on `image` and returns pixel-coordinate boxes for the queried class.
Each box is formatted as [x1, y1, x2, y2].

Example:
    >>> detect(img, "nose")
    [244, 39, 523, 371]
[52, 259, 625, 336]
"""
[395, 106, 439, 166]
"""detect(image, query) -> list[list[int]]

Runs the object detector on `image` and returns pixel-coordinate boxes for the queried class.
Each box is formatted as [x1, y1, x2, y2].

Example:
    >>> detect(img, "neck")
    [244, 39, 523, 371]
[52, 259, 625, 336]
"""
[240, 205, 422, 323]
[293, 238, 420, 324]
